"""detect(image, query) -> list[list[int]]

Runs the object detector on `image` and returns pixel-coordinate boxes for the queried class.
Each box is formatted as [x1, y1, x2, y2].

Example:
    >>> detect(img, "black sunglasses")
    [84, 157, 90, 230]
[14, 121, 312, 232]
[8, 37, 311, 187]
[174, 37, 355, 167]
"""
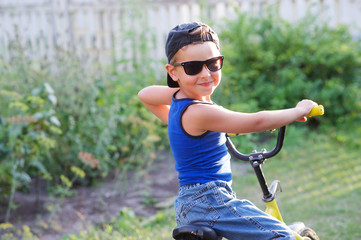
[172, 56, 224, 75]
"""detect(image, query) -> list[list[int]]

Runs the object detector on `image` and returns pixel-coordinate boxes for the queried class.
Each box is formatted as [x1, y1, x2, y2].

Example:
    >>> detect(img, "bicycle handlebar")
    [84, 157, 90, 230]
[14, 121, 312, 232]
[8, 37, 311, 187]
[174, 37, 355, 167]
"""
[307, 105, 324, 117]
[226, 105, 324, 162]
[226, 126, 286, 162]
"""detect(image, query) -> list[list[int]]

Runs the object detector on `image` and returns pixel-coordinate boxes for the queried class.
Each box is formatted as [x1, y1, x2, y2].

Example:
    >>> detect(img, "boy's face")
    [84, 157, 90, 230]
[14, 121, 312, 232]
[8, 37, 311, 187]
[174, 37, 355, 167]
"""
[167, 42, 222, 101]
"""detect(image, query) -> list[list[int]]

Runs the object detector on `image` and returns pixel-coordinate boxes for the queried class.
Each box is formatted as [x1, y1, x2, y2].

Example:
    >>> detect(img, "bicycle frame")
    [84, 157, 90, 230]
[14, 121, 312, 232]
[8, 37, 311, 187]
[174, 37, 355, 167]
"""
[226, 126, 308, 240]
[265, 195, 304, 240]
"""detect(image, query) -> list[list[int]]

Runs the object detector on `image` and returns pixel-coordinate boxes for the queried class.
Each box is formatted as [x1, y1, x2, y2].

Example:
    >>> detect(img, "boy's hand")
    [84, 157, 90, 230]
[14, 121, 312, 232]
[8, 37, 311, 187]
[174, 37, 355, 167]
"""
[297, 116, 308, 122]
[296, 99, 318, 122]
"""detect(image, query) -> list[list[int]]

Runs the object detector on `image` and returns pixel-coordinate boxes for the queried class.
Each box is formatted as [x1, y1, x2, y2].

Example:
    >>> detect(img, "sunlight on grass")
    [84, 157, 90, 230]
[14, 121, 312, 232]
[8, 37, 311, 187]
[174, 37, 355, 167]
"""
[231, 127, 361, 240]
[274, 132, 360, 239]
[281, 150, 361, 204]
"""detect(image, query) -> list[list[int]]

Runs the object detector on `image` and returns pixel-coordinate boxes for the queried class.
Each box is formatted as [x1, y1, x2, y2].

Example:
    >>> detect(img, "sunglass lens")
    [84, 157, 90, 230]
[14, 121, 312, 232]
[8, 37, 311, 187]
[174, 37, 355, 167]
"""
[207, 58, 223, 72]
[184, 62, 203, 75]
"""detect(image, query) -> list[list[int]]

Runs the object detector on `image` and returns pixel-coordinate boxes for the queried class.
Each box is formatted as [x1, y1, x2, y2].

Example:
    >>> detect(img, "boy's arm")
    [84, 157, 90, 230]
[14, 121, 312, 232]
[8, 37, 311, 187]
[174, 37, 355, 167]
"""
[183, 100, 317, 135]
[137, 86, 179, 124]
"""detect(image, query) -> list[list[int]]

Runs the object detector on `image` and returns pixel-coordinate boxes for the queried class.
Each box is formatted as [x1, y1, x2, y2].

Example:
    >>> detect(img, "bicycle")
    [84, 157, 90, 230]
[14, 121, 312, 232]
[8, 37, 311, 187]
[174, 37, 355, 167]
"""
[172, 105, 324, 240]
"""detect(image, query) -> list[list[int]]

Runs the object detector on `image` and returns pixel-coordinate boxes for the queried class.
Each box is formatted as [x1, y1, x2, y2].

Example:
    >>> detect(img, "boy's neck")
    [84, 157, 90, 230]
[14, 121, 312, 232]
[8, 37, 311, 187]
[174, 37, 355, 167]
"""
[175, 90, 212, 103]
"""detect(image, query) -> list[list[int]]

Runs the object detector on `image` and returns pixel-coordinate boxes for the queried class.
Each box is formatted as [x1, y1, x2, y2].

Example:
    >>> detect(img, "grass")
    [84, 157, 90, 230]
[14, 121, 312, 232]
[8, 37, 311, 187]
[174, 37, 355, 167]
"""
[232, 125, 361, 240]
[63, 125, 361, 240]
[64, 208, 175, 240]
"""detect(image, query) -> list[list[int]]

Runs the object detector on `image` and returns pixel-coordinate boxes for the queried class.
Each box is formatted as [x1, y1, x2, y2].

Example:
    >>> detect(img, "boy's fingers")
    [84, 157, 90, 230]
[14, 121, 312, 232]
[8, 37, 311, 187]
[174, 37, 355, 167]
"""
[297, 116, 307, 122]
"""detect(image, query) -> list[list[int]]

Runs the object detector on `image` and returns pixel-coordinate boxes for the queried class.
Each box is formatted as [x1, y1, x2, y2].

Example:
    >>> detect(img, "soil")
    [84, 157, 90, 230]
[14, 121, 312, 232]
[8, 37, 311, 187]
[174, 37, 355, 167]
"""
[1, 152, 248, 240]
[0, 152, 180, 239]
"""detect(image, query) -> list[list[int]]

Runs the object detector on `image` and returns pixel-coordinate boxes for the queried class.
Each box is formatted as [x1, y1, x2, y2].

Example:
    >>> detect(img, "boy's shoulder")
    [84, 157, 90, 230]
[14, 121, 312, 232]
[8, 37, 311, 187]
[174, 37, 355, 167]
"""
[183, 102, 226, 120]
[181, 103, 230, 135]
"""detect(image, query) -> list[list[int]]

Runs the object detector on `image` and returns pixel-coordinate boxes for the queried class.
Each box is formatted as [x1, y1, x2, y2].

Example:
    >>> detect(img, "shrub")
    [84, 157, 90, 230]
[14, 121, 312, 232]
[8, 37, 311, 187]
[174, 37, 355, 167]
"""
[0, 26, 166, 217]
[218, 10, 361, 126]
[0, 84, 61, 222]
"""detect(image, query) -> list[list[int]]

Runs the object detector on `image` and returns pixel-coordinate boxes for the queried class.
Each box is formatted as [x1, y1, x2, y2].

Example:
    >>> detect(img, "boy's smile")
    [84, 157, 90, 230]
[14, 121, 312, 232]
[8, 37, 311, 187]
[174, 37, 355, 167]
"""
[167, 41, 222, 102]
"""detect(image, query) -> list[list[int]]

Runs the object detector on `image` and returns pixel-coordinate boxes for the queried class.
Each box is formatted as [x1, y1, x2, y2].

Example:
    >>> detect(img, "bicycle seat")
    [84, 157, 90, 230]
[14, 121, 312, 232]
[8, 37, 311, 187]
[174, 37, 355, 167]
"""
[173, 225, 222, 240]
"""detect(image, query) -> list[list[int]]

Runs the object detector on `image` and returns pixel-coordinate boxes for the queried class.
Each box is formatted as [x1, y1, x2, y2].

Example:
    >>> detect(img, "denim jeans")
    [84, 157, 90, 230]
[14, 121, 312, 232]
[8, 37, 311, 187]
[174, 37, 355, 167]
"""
[174, 180, 296, 240]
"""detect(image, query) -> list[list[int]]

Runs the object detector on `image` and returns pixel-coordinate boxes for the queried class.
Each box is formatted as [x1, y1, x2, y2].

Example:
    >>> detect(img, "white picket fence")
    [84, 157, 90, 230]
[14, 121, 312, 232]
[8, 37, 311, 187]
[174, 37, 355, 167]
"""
[1, 0, 361, 65]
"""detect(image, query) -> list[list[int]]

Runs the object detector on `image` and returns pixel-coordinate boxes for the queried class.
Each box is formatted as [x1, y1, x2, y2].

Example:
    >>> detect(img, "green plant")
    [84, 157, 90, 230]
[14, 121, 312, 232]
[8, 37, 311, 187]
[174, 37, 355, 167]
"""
[64, 208, 175, 240]
[0, 223, 39, 240]
[0, 17, 167, 189]
[0, 83, 61, 222]
[218, 8, 361, 126]
[41, 166, 86, 232]
[51, 166, 86, 198]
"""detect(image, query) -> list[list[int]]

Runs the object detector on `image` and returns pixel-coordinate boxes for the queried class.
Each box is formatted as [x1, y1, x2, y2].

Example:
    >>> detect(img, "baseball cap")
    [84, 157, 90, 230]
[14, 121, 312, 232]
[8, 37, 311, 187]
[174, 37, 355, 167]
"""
[165, 22, 220, 88]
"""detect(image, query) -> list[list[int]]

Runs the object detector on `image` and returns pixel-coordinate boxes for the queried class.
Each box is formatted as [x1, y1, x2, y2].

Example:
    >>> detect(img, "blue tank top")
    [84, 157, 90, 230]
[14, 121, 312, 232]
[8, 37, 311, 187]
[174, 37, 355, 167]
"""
[168, 92, 232, 186]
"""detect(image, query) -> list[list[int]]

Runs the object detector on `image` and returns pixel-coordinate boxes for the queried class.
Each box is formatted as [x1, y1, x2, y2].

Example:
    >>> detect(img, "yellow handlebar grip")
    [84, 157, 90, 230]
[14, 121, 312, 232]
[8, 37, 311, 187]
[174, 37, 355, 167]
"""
[307, 105, 324, 117]
[228, 133, 238, 137]
[227, 133, 247, 137]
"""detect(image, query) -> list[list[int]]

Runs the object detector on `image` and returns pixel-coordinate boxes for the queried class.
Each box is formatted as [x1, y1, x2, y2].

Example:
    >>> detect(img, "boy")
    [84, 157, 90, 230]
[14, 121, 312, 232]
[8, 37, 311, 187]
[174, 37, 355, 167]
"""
[138, 22, 316, 240]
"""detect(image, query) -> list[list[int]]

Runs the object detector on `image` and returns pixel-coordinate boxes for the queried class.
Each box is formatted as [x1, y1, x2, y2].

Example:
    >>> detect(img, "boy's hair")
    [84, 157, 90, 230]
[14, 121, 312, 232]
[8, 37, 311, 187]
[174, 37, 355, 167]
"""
[165, 22, 220, 88]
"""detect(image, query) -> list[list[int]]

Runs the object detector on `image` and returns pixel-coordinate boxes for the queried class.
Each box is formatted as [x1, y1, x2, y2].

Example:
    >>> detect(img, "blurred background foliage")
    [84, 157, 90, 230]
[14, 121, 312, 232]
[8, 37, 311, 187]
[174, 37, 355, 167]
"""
[0, 21, 168, 221]
[217, 10, 361, 127]
[0, 7, 360, 224]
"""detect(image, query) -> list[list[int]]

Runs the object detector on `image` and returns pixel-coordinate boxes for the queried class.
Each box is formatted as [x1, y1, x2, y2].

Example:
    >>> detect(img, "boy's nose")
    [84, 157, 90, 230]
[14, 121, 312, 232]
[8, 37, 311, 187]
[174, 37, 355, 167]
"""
[200, 64, 211, 76]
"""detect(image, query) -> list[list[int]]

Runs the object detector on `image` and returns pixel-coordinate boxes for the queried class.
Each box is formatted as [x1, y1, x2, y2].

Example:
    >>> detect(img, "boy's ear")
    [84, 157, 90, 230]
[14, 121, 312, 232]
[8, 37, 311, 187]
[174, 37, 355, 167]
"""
[165, 64, 179, 81]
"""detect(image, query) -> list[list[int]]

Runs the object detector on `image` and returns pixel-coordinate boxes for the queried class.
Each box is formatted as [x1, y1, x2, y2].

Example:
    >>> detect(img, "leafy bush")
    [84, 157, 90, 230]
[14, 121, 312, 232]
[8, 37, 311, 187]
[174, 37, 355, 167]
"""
[0, 28, 166, 220]
[218, 10, 361, 125]
[0, 84, 61, 221]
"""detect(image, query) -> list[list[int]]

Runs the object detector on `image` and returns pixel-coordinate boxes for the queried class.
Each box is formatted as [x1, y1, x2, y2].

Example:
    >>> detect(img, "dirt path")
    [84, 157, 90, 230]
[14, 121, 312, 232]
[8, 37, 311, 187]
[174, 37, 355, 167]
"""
[1, 152, 179, 239]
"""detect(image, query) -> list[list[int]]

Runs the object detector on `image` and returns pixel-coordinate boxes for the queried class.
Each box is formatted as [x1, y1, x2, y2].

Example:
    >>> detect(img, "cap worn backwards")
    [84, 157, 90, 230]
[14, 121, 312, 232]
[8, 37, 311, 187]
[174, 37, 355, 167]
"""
[165, 22, 220, 88]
